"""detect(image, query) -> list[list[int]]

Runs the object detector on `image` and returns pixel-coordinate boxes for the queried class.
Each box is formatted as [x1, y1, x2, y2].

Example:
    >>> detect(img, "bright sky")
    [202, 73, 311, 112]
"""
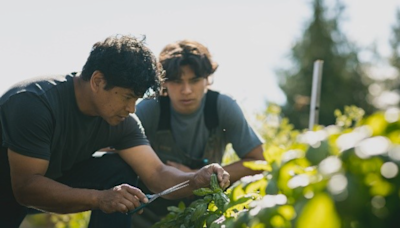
[1, 0, 399, 116]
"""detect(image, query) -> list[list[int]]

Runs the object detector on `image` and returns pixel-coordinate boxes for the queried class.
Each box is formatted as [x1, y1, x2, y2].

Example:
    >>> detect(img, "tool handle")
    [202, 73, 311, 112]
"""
[127, 194, 153, 215]
[127, 202, 147, 215]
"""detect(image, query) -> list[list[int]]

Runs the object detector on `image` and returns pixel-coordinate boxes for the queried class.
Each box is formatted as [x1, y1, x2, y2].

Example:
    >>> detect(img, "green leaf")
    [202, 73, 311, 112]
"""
[190, 203, 207, 222]
[213, 192, 229, 210]
[296, 193, 341, 228]
[266, 179, 279, 195]
[205, 214, 220, 227]
[305, 140, 330, 165]
[210, 174, 220, 191]
[167, 206, 184, 213]
[193, 188, 214, 196]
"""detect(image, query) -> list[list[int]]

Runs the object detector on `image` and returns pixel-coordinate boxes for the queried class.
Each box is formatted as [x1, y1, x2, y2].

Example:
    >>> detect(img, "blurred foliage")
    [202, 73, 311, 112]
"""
[23, 211, 90, 228]
[49, 213, 90, 228]
[277, 0, 375, 129]
[154, 103, 400, 228]
[222, 143, 241, 166]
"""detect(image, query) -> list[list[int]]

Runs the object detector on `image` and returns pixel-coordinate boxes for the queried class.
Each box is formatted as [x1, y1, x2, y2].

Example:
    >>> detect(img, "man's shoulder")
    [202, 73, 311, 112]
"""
[11, 74, 70, 90]
[137, 98, 159, 107]
[135, 98, 160, 121]
[214, 91, 246, 121]
[1, 74, 72, 102]
[214, 91, 237, 106]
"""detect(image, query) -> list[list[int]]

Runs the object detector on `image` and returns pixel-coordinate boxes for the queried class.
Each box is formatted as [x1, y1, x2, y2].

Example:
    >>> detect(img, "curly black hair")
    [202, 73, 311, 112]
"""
[81, 34, 162, 97]
[158, 40, 218, 81]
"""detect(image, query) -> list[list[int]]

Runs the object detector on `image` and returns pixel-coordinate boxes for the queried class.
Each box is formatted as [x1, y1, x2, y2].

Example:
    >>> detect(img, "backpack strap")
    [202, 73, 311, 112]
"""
[157, 90, 220, 131]
[157, 96, 171, 130]
[204, 90, 219, 131]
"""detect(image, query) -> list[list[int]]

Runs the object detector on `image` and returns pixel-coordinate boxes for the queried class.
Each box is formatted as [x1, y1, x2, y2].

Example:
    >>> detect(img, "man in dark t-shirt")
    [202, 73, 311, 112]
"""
[0, 35, 230, 228]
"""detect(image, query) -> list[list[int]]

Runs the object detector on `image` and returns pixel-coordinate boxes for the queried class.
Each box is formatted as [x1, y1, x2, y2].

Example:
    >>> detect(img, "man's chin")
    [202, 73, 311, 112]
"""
[177, 106, 196, 115]
[107, 119, 122, 126]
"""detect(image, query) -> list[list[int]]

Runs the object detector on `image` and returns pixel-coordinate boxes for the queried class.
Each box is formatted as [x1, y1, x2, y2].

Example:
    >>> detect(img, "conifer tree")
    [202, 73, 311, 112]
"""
[278, 0, 375, 129]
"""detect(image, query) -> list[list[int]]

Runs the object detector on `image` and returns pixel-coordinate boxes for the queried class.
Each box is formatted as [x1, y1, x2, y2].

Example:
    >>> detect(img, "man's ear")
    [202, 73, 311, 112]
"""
[90, 71, 105, 92]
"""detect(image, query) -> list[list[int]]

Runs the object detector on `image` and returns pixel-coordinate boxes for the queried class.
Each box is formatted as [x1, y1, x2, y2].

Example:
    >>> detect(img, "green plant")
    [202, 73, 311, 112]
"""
[153, 174, 233, 228]
[153, 105, 400, 228]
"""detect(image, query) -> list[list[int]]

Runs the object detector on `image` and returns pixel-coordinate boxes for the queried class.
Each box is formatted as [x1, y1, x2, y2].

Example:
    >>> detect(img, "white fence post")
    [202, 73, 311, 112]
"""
[309, 60, 324, 130]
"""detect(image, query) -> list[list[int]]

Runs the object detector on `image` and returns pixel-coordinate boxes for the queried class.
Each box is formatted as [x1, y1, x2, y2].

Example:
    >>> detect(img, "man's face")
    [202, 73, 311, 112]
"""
[164, 65, 208, 114]
[93, 76, 140, 126]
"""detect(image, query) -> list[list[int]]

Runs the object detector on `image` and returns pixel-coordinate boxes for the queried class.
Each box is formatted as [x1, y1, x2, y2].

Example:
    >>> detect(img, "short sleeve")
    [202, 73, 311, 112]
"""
[111, 114, 150, 150]
[135, 98, 160, 138]
[0, 93, 53, 160]
[217, 94, 264, 158]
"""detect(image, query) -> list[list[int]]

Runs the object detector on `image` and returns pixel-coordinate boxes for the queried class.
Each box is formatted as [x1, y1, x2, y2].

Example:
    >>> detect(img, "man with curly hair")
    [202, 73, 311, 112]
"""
[133, 40, 264, 226]
[0, 35, 230, 228]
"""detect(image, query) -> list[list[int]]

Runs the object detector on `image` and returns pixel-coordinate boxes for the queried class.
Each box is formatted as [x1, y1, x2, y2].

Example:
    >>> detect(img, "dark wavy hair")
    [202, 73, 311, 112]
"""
[158, 40, 218, 81]
[81, 35, 162, 97]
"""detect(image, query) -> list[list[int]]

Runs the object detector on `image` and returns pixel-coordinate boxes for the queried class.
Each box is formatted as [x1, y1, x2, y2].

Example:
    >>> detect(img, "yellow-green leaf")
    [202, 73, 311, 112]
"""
[296, 193, 340, 228]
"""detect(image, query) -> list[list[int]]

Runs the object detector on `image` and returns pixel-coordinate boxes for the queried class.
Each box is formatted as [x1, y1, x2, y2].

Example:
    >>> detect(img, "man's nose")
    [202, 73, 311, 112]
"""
[181, 82, 192, 94]
[126, 100, 136, 114]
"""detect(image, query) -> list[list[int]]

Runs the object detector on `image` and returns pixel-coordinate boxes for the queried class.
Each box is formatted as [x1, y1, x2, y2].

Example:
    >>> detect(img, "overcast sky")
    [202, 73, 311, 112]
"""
[1, 0, 399, 116]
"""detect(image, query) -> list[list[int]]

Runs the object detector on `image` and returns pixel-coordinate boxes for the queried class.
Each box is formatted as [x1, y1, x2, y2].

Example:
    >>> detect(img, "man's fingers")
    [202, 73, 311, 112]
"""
[119, 188, 146, 215]
[117, 202, 129, 214]
[125, 196, 145, 214]
[113, 184, 149, 214]
[210, 164, 230, 189]
[124, 195, 143, 210]
[123, 185, 148, 203]
[118, 200, 144, 215]
[216, 170, 230, 189]
[220, 172, 230, 189]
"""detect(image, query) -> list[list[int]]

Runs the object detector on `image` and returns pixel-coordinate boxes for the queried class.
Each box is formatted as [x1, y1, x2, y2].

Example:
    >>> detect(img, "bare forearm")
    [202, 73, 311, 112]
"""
[223, 160, 263, 183]
[164, 160, 261, 185]
[222, 145, 265, 183]
[145, 165, 196, 199]
[145, 164, 230, 200]
[118, 146, 230, 201]
[14, 175, 100, 214]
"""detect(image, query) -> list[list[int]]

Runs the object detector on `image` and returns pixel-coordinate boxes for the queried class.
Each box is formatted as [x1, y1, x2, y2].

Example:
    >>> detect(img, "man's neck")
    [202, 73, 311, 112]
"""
[73, 76, 97, 116]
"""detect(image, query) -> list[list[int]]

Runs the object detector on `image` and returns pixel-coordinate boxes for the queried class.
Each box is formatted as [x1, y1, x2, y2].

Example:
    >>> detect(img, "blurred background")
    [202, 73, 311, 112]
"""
[1, 0, 400, 226]
[1, 0, 399, 129]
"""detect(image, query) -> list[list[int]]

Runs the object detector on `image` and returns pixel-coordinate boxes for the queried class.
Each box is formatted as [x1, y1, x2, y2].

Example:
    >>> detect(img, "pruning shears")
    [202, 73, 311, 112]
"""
[128, 180, 190, 214]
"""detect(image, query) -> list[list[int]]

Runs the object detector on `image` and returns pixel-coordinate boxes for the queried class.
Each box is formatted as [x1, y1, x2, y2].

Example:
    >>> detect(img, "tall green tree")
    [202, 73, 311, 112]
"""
[277, 0, 375, 129]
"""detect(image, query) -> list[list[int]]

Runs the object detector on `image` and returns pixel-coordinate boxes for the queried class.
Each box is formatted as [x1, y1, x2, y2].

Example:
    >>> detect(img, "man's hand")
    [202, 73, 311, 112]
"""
[118, 145, 230, 199]
[97, 184, 148, 214]
[191, 163, 230, 190]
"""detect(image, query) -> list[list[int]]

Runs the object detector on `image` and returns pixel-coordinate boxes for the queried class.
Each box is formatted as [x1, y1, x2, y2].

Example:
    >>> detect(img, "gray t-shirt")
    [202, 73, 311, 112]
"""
[136, 92, 263, 160]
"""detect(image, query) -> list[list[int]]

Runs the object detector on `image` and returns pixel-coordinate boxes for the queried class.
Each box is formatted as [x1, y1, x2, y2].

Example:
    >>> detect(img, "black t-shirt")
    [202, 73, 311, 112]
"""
[0, 74, 148, 180]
